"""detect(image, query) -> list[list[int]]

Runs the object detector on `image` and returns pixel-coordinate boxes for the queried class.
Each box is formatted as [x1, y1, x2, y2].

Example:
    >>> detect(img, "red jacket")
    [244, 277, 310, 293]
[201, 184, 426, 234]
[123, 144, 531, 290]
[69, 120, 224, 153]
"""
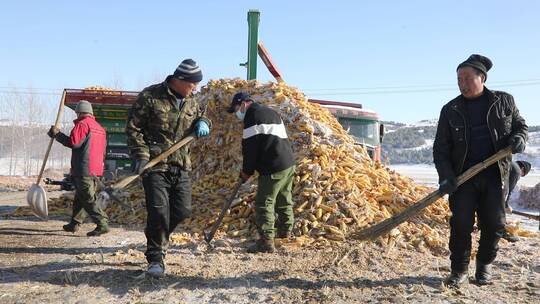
[56, 115, 107, 176]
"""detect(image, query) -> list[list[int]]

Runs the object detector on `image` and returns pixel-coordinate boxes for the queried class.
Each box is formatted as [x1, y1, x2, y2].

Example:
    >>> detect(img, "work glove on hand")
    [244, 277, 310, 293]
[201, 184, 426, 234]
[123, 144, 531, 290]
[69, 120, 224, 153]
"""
[195, 120, 210, 138]
[439, 176, 458, 195]
[134, 159, 149, 175]
[508, 135, 526, 154]
[47, 126, 60, 138]
[239, 171, 251, 183]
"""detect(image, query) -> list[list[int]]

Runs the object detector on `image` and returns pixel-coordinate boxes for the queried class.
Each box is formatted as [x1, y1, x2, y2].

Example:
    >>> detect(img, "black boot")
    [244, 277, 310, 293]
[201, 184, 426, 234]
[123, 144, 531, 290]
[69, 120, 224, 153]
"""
[475, 261, 492, 285]
[87, 224, 110, 237]
[62, 221, 80, 233]
[247, 238, 275, 253]
[501, 230, 519, 243]
[276, 230, 293, 239]
[444, 271, 468, 287]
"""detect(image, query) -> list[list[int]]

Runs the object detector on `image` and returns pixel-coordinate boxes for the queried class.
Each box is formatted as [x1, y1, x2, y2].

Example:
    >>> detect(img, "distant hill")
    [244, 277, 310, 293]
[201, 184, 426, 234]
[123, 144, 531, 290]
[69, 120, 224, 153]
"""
[381, 120, 540, 166]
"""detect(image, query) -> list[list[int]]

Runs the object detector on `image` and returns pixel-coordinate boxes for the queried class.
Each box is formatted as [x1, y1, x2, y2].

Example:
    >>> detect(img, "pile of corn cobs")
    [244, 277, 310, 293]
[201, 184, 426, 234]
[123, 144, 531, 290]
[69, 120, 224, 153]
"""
[20, 79, 460, 251]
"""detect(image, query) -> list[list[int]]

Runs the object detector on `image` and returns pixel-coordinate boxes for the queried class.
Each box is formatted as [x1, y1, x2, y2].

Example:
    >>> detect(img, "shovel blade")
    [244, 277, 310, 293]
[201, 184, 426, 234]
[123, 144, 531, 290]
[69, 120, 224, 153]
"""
[95, 190, 110, 210]
[203, 231, 212, 244]
[27, 184, 48, 220]
[203, 231, 215, 249]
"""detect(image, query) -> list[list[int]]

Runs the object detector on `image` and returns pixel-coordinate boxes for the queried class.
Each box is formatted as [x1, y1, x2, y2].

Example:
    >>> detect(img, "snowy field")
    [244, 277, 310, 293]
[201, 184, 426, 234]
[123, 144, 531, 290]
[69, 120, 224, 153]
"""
[0, 157, 68, 176]
[390, 160, 540, 188]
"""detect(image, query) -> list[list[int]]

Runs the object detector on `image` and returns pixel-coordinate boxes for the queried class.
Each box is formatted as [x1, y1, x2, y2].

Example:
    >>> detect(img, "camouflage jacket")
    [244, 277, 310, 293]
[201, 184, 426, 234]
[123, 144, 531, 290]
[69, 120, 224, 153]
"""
[126, 79, 211, 172]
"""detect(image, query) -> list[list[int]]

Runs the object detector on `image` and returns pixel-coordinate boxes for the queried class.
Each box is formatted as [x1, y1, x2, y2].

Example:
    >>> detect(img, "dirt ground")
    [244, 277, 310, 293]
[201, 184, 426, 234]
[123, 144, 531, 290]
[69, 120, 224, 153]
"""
[1, 190, 539, 303]
[0, 169, 66, 192]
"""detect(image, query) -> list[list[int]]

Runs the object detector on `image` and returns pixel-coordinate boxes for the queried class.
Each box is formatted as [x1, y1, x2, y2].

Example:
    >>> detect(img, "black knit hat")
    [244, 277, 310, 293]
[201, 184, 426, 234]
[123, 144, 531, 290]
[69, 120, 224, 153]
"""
[457, 54, 493, 80]
[516, 161, 532, 176]
[172, 59, 203, 83]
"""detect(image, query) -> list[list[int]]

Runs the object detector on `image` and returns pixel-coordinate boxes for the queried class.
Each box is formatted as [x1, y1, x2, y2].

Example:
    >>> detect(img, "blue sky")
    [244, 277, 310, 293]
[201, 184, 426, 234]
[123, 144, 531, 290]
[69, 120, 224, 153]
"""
[1, 1, 539, 124]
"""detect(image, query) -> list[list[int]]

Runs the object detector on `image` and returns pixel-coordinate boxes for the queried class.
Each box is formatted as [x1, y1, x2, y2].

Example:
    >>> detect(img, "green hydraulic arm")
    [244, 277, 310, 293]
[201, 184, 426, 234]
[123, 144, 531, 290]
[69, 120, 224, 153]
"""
[246, 9, 260, 80]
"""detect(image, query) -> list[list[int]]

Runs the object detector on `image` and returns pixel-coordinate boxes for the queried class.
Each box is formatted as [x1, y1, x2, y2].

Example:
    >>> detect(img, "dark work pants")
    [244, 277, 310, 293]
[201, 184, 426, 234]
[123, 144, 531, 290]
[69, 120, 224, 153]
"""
[448, 165, 505, 272]
[142, 169, 192, 264]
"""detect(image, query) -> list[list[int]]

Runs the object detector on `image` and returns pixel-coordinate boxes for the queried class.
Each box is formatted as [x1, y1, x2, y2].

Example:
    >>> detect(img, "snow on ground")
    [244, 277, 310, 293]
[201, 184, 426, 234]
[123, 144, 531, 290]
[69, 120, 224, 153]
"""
[0, 157, 68, 175]
[390, 163, 540, 188]
[397, 139, 434, 152]
[528, 131, 540, 143]
[525, 144, 540, 154]
[410, 119, 437, 127]
[389, 164, 439, 187]
[0, 158, 27, 175]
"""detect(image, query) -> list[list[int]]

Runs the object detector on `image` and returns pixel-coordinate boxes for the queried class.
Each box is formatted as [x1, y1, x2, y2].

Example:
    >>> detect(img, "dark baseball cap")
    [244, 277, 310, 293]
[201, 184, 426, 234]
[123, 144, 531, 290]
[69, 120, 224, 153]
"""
[227, 92, 252, 113]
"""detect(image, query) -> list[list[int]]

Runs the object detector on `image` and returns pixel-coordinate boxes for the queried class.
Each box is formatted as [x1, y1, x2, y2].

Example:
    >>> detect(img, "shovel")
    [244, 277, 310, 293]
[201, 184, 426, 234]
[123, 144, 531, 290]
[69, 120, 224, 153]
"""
[96, 133, 196, 209]
[511, 210, 540, 230]
[203, 178, 245, 247]
[351, 146, 512, 240]
[27, 90, 66, 220]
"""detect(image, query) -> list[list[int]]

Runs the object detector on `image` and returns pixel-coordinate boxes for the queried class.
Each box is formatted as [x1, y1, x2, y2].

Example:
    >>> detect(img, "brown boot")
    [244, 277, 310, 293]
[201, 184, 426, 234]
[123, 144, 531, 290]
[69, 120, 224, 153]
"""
[247, 238, 275, 253]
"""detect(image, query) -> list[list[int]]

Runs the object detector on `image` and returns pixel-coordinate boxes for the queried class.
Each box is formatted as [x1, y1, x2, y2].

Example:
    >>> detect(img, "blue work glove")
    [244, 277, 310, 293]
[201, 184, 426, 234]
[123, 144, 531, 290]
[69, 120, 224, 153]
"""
[508, 135, 526, 154]
[439, 176, 458, 195]
[195, 120, 210, 138]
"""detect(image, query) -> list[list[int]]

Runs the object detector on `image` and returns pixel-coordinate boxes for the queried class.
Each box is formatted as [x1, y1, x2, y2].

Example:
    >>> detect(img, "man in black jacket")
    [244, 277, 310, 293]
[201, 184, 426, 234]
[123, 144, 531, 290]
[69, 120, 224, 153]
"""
[433, 54, 528, 287]
[501, 160, 532, 242]
[227, 92, 296, 253]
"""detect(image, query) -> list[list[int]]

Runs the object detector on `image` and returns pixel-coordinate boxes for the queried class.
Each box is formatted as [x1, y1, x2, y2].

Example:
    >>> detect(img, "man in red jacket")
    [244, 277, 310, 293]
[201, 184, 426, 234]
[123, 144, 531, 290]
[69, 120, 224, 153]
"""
[48, 100, 109, 236]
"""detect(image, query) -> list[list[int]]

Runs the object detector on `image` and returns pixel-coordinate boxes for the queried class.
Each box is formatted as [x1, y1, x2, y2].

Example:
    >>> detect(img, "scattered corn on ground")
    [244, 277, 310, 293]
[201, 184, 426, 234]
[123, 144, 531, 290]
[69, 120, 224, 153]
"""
[506, 221, 538, 238]
[14, 79, 537, 252]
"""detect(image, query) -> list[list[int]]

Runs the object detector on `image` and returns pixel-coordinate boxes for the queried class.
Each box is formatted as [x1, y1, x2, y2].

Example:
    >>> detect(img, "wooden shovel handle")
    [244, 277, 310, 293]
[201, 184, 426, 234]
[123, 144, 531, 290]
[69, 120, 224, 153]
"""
[351, 146, 512, 240]
[113, 133, 196, 190]
[36, 90, 66, 185]
[204, 179, 244, 244]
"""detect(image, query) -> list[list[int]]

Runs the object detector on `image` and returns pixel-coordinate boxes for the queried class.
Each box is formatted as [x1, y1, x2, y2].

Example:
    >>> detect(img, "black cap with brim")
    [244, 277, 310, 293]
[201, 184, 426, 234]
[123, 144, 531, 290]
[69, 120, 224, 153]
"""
[227, 92, 252, 113]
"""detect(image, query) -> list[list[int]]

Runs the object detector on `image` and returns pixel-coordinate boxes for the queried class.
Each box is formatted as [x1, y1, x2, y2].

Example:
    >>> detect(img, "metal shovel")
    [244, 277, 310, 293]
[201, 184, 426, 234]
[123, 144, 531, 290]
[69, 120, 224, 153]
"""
[511, 210, 540, 230]
[27, 90, 66, 220]
[95, 133, 196, 209]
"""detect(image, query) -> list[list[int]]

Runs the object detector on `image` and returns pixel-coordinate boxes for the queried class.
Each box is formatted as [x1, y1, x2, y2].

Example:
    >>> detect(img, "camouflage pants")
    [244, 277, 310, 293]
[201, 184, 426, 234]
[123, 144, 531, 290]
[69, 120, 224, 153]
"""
[255, 166, 296, 239]
[71, 176, 108, 227]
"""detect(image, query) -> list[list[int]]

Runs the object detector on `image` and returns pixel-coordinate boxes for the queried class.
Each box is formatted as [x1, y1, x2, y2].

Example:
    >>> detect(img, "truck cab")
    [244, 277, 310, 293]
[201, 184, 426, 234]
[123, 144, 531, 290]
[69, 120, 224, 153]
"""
[309, 99, 385, 161]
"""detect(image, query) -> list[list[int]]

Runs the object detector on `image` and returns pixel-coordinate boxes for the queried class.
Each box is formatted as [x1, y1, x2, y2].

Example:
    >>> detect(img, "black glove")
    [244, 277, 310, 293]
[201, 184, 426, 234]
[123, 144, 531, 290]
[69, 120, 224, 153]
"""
[508, 136, 525, 154]
[134, 159, 149, 175]
[439, 176, 458, 195]
[47, 126, 60, 138]
[239, 171, 251, 183]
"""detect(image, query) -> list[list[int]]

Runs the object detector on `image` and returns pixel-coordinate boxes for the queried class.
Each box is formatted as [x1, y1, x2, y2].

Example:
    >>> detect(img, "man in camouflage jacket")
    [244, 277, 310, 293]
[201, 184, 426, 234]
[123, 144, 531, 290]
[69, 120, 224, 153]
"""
[126, 59, 211, 277]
